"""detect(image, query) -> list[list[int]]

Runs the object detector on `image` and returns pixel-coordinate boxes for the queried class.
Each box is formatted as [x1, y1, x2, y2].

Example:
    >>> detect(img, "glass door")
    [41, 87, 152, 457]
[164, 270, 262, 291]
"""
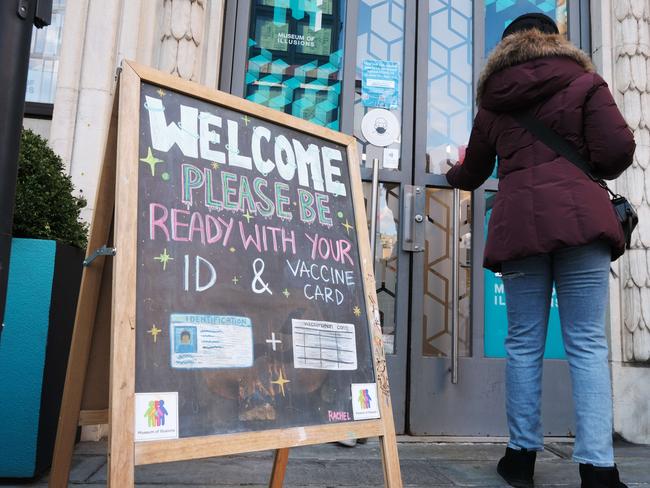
[222, 0, 591, 436]
[221, 0, 415, 432]
[352, 0, 414, 433]
[407, 0, 588, 435]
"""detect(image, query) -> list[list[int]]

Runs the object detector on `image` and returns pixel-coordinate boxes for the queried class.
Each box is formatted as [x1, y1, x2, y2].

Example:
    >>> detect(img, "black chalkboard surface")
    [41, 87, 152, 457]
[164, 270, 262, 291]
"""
[134, 81, 376, 439]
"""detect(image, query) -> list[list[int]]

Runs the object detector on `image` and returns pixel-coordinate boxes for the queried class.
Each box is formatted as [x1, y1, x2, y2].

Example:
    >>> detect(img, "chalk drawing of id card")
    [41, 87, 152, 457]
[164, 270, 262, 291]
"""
[170, 314, 253, 369]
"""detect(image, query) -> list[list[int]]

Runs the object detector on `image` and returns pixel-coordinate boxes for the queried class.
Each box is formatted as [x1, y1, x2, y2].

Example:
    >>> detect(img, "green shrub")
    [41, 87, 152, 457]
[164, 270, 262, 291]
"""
[13, 129, 88, 248]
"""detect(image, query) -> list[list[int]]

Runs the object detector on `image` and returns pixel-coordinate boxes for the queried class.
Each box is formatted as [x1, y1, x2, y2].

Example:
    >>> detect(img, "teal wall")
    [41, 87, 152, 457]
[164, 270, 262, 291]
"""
[484, 269, 567, 359]
[483, 209, 567, 359]
[0, 239, 56, 477]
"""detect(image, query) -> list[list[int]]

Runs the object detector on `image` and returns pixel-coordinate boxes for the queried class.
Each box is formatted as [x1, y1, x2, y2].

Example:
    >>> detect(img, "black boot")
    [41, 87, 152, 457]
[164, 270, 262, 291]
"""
[497, 447, 536, 488]
[579, 464, 628, 488]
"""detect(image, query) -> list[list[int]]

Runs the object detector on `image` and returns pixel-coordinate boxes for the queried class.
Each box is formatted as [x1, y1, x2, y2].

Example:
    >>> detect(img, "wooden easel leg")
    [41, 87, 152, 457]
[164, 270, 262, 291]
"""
[106, 61, 140, 488]
[49, 94, 119, 488]
[269, 448, 290, 488]
[379, 433, 403, 488]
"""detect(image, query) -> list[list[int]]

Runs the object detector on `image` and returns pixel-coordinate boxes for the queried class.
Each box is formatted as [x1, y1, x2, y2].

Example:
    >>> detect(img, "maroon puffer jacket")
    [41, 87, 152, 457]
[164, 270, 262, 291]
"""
[446, 29, 636, 272]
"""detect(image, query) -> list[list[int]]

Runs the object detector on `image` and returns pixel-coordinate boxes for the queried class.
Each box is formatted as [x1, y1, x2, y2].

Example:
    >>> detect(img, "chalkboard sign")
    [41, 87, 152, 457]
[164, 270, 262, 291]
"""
[50, 62, 401, 487]
[135, 79, 377, 439]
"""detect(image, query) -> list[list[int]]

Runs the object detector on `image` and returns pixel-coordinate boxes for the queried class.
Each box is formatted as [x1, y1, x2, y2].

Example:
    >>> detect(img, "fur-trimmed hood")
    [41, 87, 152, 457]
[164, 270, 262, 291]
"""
[477, 29, 595, 106]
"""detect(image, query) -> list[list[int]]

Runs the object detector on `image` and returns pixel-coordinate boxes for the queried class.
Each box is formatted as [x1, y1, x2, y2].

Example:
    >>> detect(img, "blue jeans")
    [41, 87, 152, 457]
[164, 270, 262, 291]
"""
[501, 241, 614, 467]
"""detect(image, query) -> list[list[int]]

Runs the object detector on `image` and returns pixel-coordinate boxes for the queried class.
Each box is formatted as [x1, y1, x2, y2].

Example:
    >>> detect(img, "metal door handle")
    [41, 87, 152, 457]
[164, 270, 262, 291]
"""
[401, 186, 425, 252]
[451, 188, 460, 384]
[369, 158, 380, 266]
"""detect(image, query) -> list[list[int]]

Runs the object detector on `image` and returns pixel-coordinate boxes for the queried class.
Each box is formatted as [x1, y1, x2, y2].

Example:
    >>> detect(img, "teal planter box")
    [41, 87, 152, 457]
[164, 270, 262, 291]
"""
[0, 238, 84, 479]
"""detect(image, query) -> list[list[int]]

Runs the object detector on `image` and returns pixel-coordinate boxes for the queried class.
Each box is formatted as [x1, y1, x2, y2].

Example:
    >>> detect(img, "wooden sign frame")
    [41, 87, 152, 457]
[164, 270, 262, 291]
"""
[49, 61, 402, 487]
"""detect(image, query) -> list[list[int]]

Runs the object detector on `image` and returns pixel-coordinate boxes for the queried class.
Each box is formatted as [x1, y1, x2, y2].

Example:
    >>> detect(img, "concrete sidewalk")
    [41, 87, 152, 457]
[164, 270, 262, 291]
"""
[2, 438, 648, 487]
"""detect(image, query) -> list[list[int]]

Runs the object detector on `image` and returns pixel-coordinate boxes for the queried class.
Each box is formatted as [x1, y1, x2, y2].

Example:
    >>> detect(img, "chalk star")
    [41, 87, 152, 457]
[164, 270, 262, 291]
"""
[154, 248, 174, 270]
[342, 219, 355, 235]
[232, 276, 239, 285]
[282, 288, 290, 298]
[271, 371, 291, 397]
[242, 211, 254, 223]
[211, 162, 220, 170]
[229, 247, 236, 253]
[353, 306, 362, 317]
[242, 115, 251, 126]
[156, 88, 166, 97]
[148, 325, 162, 343]
[140, 147, 164, 176]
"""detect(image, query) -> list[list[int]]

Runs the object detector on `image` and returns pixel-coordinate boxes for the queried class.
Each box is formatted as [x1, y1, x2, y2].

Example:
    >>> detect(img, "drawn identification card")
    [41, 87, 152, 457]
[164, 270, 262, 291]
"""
[292, 319, 357, 370]
[170, 314, 254, 369]
[135, 392, 179, 441]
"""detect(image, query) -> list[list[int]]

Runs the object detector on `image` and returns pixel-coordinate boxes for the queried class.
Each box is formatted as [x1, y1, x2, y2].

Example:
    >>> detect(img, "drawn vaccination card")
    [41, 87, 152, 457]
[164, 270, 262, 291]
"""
[292, 319, 357, 371]
[170, 314, 253, 369]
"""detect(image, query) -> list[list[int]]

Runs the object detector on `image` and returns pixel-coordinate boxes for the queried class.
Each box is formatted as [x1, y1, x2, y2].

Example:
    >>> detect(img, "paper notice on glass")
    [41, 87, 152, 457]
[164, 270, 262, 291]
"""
[362, 60, 400, 110]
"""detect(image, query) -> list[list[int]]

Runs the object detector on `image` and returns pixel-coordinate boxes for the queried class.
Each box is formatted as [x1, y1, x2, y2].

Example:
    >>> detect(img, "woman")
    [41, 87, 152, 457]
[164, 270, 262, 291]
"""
[446, 13, 635, 488]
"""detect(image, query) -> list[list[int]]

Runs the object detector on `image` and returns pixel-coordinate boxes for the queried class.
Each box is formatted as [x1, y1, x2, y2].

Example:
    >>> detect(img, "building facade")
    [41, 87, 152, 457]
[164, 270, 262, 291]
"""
[25, 0, 650, 440]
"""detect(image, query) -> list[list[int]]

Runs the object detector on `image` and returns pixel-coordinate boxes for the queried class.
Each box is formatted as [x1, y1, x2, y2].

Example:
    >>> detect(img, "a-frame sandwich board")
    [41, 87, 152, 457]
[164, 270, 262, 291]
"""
[49, 60, 402, 487]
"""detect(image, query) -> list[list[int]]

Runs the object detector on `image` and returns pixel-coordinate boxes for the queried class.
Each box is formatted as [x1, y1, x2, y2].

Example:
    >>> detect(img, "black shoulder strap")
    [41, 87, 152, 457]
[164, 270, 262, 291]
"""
[512, 110, 596, 179]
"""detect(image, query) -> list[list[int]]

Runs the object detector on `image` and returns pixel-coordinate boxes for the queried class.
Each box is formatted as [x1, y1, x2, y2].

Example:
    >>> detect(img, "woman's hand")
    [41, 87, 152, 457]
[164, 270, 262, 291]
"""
[458, 144, 467, 164]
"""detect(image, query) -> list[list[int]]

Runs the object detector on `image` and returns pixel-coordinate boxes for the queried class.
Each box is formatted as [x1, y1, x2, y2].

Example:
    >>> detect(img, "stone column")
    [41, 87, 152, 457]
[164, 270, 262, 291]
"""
[159, 0, 204, 80]
[610, 0, 650, 443]
[49, 0, 225, 221]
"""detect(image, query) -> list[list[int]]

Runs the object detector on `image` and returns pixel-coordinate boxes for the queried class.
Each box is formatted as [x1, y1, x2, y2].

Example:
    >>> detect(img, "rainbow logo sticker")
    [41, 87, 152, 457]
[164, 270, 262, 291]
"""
[350, 383, 380, 421]
[135, 392, 179, 442]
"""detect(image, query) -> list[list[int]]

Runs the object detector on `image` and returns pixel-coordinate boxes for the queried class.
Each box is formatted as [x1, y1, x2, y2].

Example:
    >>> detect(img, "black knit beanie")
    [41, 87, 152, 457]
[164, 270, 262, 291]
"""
[501, 12, 559, 39]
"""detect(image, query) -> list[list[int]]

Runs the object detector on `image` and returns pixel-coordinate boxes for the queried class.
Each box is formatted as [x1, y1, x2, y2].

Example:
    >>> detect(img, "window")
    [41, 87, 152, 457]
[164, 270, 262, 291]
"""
[25, 0, 66, 117]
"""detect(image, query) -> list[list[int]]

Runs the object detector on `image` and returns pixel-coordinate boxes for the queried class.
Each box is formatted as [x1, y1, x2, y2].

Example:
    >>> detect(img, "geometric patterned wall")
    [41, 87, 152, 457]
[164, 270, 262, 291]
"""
[245, 1, 345, 130]
[245, 44, 344, 129]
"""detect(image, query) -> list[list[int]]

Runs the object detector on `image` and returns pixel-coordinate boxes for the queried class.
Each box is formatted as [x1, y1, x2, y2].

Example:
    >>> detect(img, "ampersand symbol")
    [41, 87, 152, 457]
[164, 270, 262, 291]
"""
[251, 258, 272, 295]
